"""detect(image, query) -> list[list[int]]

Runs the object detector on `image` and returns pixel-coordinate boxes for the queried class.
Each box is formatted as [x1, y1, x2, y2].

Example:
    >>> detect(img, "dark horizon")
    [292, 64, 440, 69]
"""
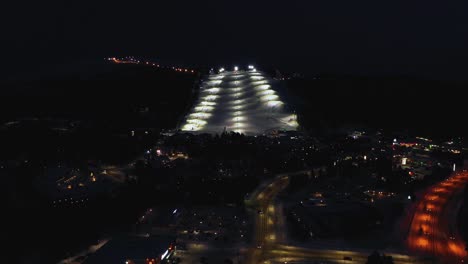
[3, 1, 468, 81]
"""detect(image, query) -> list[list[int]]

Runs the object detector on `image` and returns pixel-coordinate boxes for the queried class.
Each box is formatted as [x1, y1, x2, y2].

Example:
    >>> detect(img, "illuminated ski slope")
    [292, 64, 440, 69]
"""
[180, 68, 298, 135]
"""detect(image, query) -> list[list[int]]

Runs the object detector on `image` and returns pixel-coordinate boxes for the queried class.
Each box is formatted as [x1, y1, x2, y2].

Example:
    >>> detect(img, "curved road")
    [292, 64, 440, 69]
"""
[246, 170, 431, 264]
[407, 171, 468, 263]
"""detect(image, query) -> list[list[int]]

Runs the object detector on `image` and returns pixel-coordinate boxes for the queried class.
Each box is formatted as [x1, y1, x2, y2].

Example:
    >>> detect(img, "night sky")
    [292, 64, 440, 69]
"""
[3, 1, 468, 79]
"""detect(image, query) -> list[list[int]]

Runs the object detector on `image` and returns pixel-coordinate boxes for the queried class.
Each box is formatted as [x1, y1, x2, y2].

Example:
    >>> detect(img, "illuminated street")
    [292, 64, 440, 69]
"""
[267, 245, 425, 264]
[245, 172, 292, 264]
[246, 171, 434, 264]
[180, 68, 298, 135]
[406, 171, 468, 263]
[175, 242, 245, 264]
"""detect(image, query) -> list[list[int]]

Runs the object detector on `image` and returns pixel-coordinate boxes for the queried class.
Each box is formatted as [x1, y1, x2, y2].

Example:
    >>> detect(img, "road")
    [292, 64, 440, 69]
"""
[245, 172, 292, 264]
[407, 171, 468, 263]
[57, 239, 109, 264]
[175, 242, 245, 264]
[246, 170, 433, 264]
[266, 245, 423, 264]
